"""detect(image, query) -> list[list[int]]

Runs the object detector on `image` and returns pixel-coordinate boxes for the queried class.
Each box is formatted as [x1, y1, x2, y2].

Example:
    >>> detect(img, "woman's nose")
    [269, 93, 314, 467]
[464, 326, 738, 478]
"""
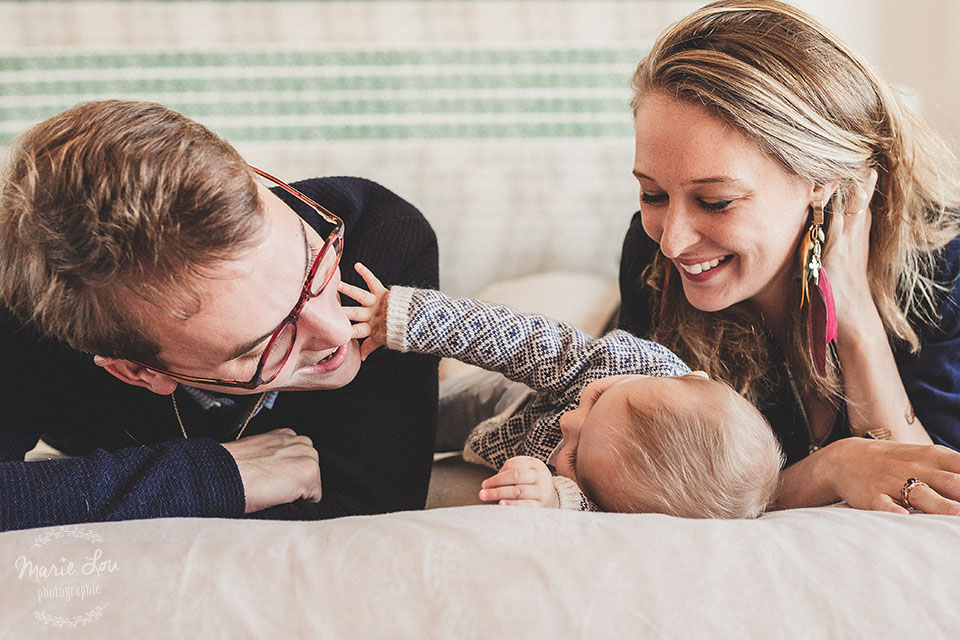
[653, 206, 699, 259]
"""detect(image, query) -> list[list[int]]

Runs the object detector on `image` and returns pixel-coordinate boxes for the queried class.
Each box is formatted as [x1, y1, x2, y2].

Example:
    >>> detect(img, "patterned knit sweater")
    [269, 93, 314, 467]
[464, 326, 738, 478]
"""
[385, 286, 690, 510]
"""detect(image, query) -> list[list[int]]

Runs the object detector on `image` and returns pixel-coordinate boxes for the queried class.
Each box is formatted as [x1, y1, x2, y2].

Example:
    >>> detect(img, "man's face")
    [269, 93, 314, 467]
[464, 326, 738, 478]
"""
[141, 183, 361, 394]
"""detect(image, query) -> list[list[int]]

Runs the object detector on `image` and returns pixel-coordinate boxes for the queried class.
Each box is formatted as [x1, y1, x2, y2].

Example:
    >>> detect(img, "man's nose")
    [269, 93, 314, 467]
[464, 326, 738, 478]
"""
[296, 290, 354, 349]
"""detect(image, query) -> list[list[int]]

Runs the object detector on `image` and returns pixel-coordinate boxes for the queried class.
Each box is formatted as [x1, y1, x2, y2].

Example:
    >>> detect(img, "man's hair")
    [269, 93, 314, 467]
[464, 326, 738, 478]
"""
[0, 100, 263, 362]
[584, 380, 784, 519]
[630, 0, 960, 406]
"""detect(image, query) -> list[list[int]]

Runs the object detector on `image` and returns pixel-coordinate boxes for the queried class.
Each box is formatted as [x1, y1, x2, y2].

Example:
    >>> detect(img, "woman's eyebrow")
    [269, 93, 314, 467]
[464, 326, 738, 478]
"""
[688, 176, 745, 186]
[633, 170, 745, 187]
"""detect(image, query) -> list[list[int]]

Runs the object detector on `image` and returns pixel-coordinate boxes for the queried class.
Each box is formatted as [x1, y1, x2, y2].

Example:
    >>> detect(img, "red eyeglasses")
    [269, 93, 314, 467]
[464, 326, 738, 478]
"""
[129, 167, 344, 389]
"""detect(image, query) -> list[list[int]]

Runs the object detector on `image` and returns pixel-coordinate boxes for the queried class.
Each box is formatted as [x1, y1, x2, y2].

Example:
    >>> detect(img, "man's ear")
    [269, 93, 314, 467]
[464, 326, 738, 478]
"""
[93, 355, 179, 395]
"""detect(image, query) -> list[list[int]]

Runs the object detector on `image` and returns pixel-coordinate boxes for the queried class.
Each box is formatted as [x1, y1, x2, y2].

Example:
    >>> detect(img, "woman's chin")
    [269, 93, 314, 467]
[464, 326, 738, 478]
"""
[681, 288, 736, 314]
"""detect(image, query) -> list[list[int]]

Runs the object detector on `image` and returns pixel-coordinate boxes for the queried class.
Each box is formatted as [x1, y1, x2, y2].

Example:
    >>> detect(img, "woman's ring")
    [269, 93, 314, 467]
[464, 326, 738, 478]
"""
[845, 209, 865, 216]
[900, 477, 927, 509]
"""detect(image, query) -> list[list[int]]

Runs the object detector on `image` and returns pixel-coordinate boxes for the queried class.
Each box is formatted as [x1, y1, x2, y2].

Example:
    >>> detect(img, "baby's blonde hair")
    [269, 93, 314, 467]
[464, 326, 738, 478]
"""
[585, 380, 783, 519]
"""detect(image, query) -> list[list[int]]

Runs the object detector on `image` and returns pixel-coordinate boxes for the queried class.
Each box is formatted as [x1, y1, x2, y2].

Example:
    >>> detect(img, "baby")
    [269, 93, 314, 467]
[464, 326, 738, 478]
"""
[340, 264, 784, 518]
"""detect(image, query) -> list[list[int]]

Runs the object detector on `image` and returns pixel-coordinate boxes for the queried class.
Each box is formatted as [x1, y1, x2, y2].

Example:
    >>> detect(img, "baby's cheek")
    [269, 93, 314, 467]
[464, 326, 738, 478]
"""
[554, 453, 573, 481]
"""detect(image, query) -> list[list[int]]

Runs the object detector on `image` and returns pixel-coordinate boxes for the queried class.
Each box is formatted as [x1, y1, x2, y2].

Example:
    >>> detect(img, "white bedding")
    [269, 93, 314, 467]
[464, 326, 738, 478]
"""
[5, 506, 959, 638]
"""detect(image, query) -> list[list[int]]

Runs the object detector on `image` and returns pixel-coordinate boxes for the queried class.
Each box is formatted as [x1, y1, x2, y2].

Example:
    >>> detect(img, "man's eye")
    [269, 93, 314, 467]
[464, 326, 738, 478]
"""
[641, 192, 668, 205]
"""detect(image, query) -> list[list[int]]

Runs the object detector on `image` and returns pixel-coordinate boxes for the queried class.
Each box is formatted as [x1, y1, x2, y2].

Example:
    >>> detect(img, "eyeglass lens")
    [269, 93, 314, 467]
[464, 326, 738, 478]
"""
[259, 234, 342, 383]
[261, 322, 296, 382]
[308, 235, 343, 296]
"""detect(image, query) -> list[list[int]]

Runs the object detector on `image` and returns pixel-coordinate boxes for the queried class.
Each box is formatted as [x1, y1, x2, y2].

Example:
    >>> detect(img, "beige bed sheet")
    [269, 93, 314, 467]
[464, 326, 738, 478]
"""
[5, 505, 959, 638]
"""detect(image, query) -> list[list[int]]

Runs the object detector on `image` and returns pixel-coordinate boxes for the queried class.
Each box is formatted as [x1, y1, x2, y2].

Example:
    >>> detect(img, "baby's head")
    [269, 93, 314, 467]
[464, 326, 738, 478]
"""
[554, 372, 783, 518]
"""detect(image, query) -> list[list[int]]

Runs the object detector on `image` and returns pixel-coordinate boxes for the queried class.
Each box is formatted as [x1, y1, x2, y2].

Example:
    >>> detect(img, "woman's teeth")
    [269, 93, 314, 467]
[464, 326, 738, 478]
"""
[679, 256, 727, 275]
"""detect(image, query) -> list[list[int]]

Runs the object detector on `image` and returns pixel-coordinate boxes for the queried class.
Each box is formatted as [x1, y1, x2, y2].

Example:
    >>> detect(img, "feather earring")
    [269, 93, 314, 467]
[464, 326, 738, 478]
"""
[799, 201, 837, 377]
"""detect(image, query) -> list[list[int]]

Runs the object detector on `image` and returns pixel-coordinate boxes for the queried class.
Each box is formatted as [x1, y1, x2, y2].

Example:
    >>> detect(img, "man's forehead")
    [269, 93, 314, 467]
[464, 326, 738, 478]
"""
[147, 190, 310, 365]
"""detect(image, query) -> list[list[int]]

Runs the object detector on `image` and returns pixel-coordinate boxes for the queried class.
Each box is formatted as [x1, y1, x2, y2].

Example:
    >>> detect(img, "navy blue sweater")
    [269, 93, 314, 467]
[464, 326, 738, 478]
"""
[618, 210, 960, 465]
[0, 177, 439, 531]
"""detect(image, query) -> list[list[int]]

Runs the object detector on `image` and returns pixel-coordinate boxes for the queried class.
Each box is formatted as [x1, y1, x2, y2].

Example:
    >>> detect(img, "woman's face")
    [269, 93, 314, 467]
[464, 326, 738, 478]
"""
[633, 91, 825, 319]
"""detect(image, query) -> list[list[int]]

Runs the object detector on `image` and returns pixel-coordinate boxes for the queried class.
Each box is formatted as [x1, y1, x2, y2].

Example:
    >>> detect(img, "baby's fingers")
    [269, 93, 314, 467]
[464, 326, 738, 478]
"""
[496, 499, 545, 508]
[479, 484, 533, 503]
[481, 464, 542, 490]
[353, 262, 387, 294]
[342, 303, 375, 323]
[338, 281, 378, 307]
[349, 321, 372, 342]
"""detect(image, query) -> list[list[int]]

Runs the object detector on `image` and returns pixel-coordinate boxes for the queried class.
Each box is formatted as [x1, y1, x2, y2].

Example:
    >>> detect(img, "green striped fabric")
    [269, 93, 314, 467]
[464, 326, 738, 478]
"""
[0, 48, 639, 145]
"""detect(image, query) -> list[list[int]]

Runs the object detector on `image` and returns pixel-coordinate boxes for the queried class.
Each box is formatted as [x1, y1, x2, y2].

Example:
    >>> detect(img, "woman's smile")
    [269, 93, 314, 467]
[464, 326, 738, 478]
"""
[675, 255, 731, 279]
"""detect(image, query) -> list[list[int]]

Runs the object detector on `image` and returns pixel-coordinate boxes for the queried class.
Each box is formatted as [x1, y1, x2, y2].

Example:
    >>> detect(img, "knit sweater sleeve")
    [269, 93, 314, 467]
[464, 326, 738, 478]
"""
[553, 476, 600, 511]
[0, 302, 247, 532]
[0, 439, 245, 532]
[386, 286, 688, 390]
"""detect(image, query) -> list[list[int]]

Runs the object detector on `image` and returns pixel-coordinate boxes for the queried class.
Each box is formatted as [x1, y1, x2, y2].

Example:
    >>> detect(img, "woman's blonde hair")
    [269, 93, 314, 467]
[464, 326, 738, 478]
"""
[0, 100, 263, 362]
[629, 0, 960, 403]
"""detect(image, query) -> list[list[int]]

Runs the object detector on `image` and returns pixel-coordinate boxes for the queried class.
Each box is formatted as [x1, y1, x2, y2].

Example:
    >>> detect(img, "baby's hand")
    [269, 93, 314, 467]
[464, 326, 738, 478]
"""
[479, 456, 559, 508]
[338, 262, 389, 361]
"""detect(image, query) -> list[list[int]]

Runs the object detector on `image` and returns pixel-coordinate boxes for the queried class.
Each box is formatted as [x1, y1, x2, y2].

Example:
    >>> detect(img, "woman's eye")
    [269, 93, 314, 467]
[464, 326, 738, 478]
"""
[641, 192, 668, 205]
[698, 198, 733, 212]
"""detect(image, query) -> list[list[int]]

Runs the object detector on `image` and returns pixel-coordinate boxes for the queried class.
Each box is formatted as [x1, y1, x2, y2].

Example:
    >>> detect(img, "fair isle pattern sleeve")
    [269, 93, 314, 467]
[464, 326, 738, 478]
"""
[385, 286, 691, 474]
[553, 476, 600, 511]
[386, 287, 688, 392]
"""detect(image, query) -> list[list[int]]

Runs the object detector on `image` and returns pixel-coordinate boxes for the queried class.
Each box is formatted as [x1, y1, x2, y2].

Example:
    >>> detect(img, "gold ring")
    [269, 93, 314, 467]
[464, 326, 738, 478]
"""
[900, 477, 927, 509]
[844, 209, 865, 216]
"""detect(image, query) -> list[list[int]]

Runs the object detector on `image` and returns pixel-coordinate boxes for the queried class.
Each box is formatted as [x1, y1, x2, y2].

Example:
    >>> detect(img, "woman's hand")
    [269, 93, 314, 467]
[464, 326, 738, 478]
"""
[338, 262, 389, 360]
[777, 437, 960, 515]
[478, 456, 560, 508]
[822, 168, 878, 323]
[817, 168, 931, 443]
